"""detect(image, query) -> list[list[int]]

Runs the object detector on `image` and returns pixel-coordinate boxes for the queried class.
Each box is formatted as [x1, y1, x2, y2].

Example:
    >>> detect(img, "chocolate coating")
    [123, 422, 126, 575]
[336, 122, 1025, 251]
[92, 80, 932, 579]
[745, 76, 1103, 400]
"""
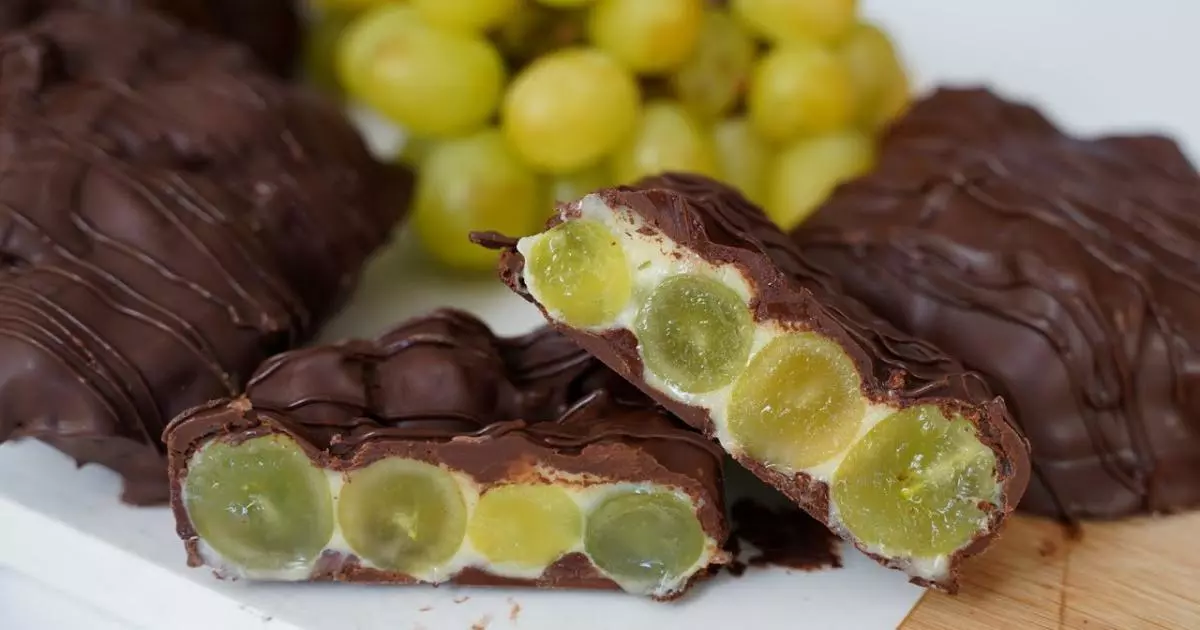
[794, 87, 1200, 520]
[0, 10, 409, 504]
[165, 310, 728, 598]
[478, 173, 1031, 591]
[0, 1, 300, 76]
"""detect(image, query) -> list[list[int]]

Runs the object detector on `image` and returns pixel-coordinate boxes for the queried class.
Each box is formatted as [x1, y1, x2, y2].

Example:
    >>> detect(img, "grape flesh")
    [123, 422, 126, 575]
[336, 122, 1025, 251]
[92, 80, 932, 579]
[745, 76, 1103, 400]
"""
[634, 274, 753, 394]
[748, 41, 855, 143]
[412, 0, 517, 33]
[727, 333, 866, 470]
[184, 435, 332, 571]
[712, 117, 772, 207]
[585, 490, 705, 585]
[526, 219, 632, 327]
[733, 0, 857, 43]
[413, 129, 543, 272]
[337, 5, 505, 136]
[766, 131, 874, 230]
[670, 11, 756, 121]
[832, 405, 999, 557]
[467, 484, 583, 568]
[338, 458, 467, 574]
[839, 22, 910, 129]
[587, 0, 704, 74]
[502, 49, 641, 173]
[610, 100, 718, 185]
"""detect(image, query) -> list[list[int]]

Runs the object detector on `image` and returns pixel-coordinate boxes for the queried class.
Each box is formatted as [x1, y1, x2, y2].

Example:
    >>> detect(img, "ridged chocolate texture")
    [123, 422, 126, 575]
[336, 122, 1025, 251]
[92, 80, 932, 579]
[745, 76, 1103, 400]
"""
[0, 0, 299, 76]
[164, 309, 727, 598]
[793, 87, 1200, 520]
[0, 10, 410, 505]
[479, 172, 1031, 590]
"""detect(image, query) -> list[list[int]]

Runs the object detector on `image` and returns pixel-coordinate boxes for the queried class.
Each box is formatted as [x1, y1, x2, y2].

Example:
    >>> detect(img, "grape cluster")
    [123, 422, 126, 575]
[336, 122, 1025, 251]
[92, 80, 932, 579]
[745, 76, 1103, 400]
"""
[310, 0, 909, 271]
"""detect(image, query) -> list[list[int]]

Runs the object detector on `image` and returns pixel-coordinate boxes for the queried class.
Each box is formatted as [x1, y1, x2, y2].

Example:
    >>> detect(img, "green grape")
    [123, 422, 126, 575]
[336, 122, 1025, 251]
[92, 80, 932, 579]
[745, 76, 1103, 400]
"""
[727, 333, 866, 470]
[537, 0, 593, 6]
[493, 2, 587, 66]
[338, 458, 468, 574]
[585, 490, 705, 585]
[669, 11, 756, 121]
[712, 117, 772, 207]
[502, 48, 641, 173]
[587, 0, 704, 74]
[396, 136, 433, 168]
[526, 219, 632, 327]
[304, 9, 356, 95]
[184, 435, 333, 571]
[548, 164, 613, 203]
[765, 131, 874, 230]
[412, 0, 517, 33]
[315, 0, 392, 9]
[413, 129, 543, 272]
[748, 41, 855, 143]
[839, 22, 911, 129]
[610, 100, 718, 185]
[732, 0, 857, 43]
[634, 274, 753, 394]
[832, 405, 999, 557]
[467, 484, 583, 568]
[337, 4, 505, 136]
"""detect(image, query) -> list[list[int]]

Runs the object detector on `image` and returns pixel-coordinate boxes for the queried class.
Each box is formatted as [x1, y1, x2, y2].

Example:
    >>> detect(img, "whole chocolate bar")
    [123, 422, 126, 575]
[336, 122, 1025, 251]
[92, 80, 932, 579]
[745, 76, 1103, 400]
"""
[0, 0, 299, 75]
[476, 173, 1030, 591]
[794, 87, 1200, 520]
[165, 310, 728, 600]
[0, 10, 408, 504]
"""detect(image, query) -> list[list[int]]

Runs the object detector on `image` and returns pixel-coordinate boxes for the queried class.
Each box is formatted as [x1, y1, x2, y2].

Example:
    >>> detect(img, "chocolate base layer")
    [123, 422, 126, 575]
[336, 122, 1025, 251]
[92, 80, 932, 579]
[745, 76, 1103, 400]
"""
[0, 10, 409, 504]
[0, 1, 300, 75]
[794, 87, 1200, 520]
[477, 173, 1031, 591]
[165, 310, 728, 599]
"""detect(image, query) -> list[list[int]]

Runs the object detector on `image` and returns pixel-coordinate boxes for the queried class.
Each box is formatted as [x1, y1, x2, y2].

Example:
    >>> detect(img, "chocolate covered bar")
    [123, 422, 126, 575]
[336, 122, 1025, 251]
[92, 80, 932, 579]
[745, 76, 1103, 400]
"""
[165, 311, 728, 600]
[0, 10, 408, 504]
[476, 173, 1030, 591]
[0, 0, 300, 76]
[794, 87, 1200, 520]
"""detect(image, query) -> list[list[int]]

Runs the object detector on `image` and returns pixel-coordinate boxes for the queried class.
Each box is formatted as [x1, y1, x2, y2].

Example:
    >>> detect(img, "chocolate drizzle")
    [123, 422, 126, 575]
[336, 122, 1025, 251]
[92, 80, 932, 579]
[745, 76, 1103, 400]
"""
[0, 10, 408, 504]
[794, 87, 1200, 520]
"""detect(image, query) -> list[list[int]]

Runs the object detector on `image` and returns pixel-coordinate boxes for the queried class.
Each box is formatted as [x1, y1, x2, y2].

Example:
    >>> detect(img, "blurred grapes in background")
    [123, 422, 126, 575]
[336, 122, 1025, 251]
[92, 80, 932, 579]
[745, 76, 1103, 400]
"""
[306, 0, 909, 272]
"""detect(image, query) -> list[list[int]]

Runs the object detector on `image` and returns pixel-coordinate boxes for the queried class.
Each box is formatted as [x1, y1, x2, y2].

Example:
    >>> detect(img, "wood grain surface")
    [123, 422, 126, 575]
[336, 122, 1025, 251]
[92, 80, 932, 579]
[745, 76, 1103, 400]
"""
[901, 513, 1200, 629]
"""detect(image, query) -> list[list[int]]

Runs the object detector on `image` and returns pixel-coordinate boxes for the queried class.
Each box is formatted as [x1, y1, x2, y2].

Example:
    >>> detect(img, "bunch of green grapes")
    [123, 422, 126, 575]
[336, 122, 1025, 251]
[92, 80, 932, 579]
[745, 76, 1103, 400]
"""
[308, 0, 910, 272]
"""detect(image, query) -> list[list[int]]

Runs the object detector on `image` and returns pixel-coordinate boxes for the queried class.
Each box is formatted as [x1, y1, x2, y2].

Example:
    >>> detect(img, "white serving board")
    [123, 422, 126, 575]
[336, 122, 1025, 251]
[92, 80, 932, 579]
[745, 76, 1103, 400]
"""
[2, 1, 1198, 629]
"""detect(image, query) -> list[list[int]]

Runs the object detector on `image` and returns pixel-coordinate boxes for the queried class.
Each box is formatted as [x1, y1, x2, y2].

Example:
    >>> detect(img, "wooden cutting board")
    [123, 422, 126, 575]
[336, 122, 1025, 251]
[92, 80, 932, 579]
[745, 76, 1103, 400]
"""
[900, 512, 1200, 629]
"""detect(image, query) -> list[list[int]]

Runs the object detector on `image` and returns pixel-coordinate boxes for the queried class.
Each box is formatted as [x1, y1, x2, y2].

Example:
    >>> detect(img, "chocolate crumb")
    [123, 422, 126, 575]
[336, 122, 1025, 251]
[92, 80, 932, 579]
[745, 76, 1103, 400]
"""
[508, 598, 522, 621]
[453, 596, 471, 604]
[418, 606, 434, 613]
[725, 498, 842, 573]
[471, 614, 493, 630]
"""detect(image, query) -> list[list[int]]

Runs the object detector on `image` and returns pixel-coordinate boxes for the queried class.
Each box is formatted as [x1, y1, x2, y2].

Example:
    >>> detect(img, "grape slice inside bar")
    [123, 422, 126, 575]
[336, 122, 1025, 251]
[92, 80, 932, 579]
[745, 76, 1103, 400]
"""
[166, 310, 728, 600]
[474, 173, 1031, 591]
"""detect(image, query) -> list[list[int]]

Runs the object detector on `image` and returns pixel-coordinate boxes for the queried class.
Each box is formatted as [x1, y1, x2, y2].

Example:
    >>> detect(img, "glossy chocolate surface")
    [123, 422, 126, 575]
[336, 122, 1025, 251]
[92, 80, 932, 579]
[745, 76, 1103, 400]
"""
[0, 10, 408, 504]
[794, 87, 1200, 520]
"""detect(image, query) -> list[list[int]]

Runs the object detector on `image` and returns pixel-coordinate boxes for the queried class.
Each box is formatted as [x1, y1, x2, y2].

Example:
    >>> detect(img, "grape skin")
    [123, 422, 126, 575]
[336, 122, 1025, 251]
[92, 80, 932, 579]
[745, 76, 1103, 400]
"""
[733, 0, 858, 44]
[766, 131, 874, 229]
[712, 117, 772, 207]
[412, 0, 518, 33]
[587, 0, 705, 74]
[610, 100, 718, 185]
[748, 41, 856, 143]
[670, 11, 757, 121]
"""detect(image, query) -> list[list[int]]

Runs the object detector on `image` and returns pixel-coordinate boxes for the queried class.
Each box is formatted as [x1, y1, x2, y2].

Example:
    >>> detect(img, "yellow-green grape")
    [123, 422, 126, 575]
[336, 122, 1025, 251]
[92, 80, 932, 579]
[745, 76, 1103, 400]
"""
[832, 405, 999, 557]
[610, 100, 718, 185]
[669, 11, 756, 121]
[634, 274, 753, 394]
[727, 333, 865, 470]
[587, 0, 704, 74]
[502, 48, 641, 173]
[413, 129, 543, 272]
[467, 485, 583, 568]
[548, 164, 613, 203]
[304, 9, 356, 94]
[337, 4, 505, 136]
[839, 22, 910, 129]
[585, 490, 705, 584]
[748, 41, 855, 143]
[184, 435, 332, 571]
[315, 0, 393, 9]
[537, 0, 593, 6]
[493, 2, 587, 65]
[396, 136, 432, 168]
[712, 117, 772, 207]
[412, 0, 517, 33]
[338, 458, 467, 574]
[766, 130, 874, 229]
[732, 0, 857, 43]
[525, 219, 632, 327]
